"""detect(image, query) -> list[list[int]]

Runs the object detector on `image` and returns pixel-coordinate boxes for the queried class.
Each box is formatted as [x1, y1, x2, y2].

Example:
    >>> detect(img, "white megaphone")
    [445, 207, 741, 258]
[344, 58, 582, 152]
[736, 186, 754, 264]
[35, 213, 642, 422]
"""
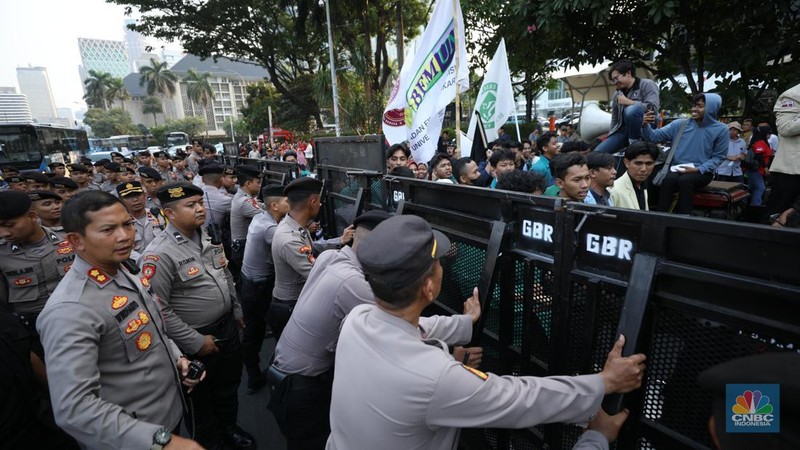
[578, 103, 612, 143]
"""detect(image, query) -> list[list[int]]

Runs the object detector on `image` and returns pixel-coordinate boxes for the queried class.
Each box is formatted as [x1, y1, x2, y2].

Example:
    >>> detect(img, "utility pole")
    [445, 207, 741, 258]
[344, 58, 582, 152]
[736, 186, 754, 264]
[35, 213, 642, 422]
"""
[396, 0, 404, 68]
[325, 0, 341, 137]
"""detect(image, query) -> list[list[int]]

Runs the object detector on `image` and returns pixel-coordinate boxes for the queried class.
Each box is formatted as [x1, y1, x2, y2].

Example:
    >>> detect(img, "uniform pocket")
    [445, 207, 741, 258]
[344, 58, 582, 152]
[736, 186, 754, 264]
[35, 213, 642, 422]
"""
[177, 264, 205, 282]
[117, 309, 161, 362]
[7, 273, 40, 303]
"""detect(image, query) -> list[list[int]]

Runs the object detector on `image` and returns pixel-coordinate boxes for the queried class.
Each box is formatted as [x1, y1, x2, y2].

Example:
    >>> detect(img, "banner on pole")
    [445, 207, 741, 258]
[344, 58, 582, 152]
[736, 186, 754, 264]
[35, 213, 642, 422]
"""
[382, 0, 468, 165]
[467, 38, 516, 144]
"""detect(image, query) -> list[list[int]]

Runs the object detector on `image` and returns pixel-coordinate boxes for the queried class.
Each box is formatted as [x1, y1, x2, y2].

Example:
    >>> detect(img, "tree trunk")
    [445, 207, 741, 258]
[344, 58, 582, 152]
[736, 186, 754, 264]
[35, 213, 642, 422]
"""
[152, 112, 158, 127]
[396, 0, 404, 69]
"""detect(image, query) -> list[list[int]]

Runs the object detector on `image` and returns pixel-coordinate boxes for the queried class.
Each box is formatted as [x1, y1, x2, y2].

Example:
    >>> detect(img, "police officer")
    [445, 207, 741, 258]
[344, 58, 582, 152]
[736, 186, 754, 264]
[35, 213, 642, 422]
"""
[92, 159, 109, 186]
[327, 215, 648, 450]
[28, 190, 64, 236]
[26, 172, 50, 190]
[6, 175, 29, 192]
[153, 150, 176, 181]
[229, 165, 263, 278]
[36, 190, 203, 450]
[117, 181, 162, 260]
[139, 166, 164, 211]
[269, 210, 481, 449]
[141, 182, 255, 449]
[67, 164, 94, 192]
[50, 176, 79, 200]
[200, 164, 235, 262]
[0, 191, 74, 352]
[47, 162, 66, 177]
[239, 184, 288, 392]
[101, 163, 126, 193]
[137, 149, 153, 168]
[270, 177, 353, 339]
[110, 151, 124, 165]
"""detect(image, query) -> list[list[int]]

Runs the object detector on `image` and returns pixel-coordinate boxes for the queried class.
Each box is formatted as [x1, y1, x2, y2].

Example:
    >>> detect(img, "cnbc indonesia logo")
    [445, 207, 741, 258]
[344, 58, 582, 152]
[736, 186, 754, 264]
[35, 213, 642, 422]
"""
[726, 384, 780, 433]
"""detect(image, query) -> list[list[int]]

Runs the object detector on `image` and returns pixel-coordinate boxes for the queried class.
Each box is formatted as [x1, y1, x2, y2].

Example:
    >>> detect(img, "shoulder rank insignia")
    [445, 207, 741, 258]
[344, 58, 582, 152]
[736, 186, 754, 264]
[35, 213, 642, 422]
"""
[135, 332, 152, 351]
[140, 277, 150, 287]
[57, 245, 74, 255]
[10, 244, 20, 253]
[299, 245, 315, 264]
[143, 254, 160, 263]
[173, 232, 185, 243]
[462, 364, 489, 381]
[48, 232, 60, 242]
[111, 296, 129, 310]
[88, 268, 110, 285]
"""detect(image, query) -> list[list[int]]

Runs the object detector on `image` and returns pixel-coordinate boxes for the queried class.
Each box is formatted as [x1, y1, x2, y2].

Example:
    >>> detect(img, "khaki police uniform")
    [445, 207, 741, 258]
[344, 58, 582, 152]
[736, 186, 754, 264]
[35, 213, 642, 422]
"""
[132, 210, 162, 258]
[327, 304, 608, 450]
[271, 245, 474, 448]
[202, 185, 232, 228]
[270, 213, 340, 338]
[140, 223, 245, 448]
[230, 189, 263, 241]
[36, 256, 184, 450]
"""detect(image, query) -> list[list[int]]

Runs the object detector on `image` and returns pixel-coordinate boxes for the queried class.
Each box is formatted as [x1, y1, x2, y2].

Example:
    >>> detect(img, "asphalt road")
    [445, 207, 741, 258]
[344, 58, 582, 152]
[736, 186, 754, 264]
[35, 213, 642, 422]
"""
[234, 337, 286, 450]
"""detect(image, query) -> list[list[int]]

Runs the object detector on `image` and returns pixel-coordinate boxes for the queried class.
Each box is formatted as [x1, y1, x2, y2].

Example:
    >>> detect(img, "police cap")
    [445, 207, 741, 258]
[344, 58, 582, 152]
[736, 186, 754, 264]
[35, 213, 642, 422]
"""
[67, 163, 90, 173]
[125, 166, 137, 174]
[352, 210, 392, 231]
[138, 166, 163, 181]
[117, 181, 145, 198]
[28, 190, 62, 202]
[50, 177, 78, 190]
[357, 215, 450, 291]
[6, 176, 26, 184]
[122, 157, 134, 164]
[25, 172, 50, 184]
[79, 156, 93, 165]
[261, 184, 286, 198]
[222, 166, 235, 176]
[110, 151, 124, 158]
[236, 165, 261, 179]
[137, 150, 152, 157]
[48, 162, 66, 169]
[152, 150, 167, 158]
[106, 163, 127, 174]
[0, 191, 32, 219]
[94, 159, 111, 167]
[156, 182, 203, 205]
[283, 177, 322, 197]
[198, 164, 224, 176]
[1, 165, 20, 174]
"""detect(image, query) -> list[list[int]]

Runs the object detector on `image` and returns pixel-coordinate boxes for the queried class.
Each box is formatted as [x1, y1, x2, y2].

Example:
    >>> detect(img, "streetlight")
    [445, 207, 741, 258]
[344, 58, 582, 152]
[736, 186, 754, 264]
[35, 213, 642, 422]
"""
[211, 65, 246, 142]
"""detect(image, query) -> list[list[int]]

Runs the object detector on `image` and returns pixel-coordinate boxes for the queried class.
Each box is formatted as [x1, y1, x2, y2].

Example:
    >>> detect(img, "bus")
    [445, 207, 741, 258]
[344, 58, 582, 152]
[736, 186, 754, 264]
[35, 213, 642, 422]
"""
[0, 123, 89, 170]
[108, 134, 149, 152]
[165, 131, 189, 155]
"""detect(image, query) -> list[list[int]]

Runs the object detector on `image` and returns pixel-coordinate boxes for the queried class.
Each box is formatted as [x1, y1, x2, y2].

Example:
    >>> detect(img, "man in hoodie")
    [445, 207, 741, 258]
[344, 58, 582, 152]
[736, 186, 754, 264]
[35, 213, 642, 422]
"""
[766, 82, 800, 216]
[642, 93, 727, 214]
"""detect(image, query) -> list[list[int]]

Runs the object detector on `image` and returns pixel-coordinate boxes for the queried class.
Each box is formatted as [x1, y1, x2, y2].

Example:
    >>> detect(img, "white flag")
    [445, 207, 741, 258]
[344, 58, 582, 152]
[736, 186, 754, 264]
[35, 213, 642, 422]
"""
[467, 39, 516, 144]
[382, 0, 468, 164]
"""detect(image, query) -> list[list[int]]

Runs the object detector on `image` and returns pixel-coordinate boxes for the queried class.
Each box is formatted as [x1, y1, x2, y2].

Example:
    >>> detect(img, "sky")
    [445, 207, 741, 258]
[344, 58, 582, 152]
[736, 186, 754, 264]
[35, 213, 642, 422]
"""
[0, 0, 179, 113]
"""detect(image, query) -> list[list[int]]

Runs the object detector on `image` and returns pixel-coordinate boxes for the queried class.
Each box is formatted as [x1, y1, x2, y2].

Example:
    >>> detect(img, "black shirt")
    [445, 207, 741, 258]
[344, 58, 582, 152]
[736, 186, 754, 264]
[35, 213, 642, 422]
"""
[633, 182, 647, 210]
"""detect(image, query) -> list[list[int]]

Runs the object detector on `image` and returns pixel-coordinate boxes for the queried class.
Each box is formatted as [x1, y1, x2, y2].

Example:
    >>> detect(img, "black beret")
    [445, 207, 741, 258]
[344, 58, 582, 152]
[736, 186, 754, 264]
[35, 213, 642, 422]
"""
[0, 191, 32, 219]
[352, 210, 392, 231]
[79, 157, 93, 165]
[117, 181, 145, 197]
[283, 177, 322, 196]
[27, 190, 62, 202]
[106, 163, 127, 174]
[50, 177, 78, 190]
[152, 151, 167, 158]
[198, 164, 224, 176]
[137, 150, 151, 156]
[110, 152, 124, 158]
[156, 182, 204, 205]
[357, 215, 450, 291]
[222, 166, 235, 176]
[6, 176, 26, 183]
[122, 157, 134, 164]
[170, 154, 185, 161]
[236, 165, 261, 178]
[138, 166, 163, 181]
[261, 184, 286, 198]
[94, 158, 111, 167]
[47, 162, 65, 169]
[25, 172, 50, 184]
[1, 165, 20, 173]
[67, 164, 90, 173]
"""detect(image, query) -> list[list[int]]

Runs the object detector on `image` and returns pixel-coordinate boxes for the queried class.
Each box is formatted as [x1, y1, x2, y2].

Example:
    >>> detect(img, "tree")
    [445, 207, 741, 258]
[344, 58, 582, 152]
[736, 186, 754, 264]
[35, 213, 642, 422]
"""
[241, 80, 317, 135]
[105, 77, 131, 111]
[83, 108, 139, 137]
[142, 96, 163, 126]
[221, 117, 250, 141]
[149, 116, 206, 143]
[83, 70, 113, 110]
[110, 0, 428, 130]
[138, 58, 178, 119]
[183, 68, 214, 136]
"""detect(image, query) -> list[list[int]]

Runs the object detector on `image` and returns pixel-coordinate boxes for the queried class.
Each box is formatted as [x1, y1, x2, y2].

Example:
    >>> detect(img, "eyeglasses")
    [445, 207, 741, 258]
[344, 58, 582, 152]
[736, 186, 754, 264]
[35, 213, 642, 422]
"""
[611, 76, 621, 83]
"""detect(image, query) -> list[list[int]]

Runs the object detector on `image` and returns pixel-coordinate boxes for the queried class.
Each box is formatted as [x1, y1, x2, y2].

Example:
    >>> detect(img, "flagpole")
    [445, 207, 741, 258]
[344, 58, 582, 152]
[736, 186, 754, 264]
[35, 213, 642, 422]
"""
[513, 101, 522, 141]
[452, 0, 461, 158]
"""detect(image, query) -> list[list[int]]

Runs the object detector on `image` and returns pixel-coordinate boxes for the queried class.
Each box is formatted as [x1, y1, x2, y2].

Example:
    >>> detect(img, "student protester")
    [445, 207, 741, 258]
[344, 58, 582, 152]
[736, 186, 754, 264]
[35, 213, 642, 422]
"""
[585, 152, 617, 206]
[488, 148, 517, 188]
[715, 121, 747, 182]
[430, 153, 456, 183]
[610, 142, 659, 210]
[495, 170, 546, 195]
[531, 132, 560, 187]
[453, 157, 481, 186]
[551, 153, 591, 202]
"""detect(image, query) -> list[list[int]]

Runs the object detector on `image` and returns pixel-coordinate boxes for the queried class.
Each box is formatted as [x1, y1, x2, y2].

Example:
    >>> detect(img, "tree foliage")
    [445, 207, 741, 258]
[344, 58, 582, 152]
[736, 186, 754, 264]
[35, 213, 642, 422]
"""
[241, 80, 318, 135]
[83, 71, 114, 110]
[150, 116, 206, 143]
[83, 108, 139, 137]
[142, 96, 163, 126]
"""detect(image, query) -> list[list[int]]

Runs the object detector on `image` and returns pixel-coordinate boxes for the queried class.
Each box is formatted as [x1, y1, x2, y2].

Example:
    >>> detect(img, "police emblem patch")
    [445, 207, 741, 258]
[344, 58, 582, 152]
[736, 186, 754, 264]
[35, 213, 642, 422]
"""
[136, 332, 152, 351]
[126, 318, 143, 334]
[143, 255, 160, 263]
[140, 277, 150, 287]
[57, 246, 73, 255]
[299, 245, 315, 264]
[111, 296, 129, 310]
[13, 277, 32, 286]
[187, 267, 200, 276]
[168, 187, 184, 198]
[138, 311, 150, 324]
[142, 264, 157, 279]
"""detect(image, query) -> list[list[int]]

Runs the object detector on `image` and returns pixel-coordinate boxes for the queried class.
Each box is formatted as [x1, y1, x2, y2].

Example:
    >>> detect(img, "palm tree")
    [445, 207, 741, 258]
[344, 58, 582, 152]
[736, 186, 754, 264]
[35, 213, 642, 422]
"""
[184, 68, 215, 136]
[142, 96, 163, 126]
[83, 70, 113, 110]
[105, 77, 130, 111]
[138, 58, 178, 119]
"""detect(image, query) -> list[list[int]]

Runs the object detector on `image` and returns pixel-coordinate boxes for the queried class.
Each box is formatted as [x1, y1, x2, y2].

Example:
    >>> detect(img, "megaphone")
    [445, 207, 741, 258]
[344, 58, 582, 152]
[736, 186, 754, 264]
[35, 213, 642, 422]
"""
[578, 103, 612, 143]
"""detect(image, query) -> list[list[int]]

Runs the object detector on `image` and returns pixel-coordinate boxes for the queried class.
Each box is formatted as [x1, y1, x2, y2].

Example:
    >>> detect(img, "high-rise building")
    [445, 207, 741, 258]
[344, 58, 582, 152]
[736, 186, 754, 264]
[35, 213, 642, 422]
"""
[0, 87, 34, 123]
[77, 37, 130, 83]
[16, 67, 58, 121]
[124, 19, 151, 73]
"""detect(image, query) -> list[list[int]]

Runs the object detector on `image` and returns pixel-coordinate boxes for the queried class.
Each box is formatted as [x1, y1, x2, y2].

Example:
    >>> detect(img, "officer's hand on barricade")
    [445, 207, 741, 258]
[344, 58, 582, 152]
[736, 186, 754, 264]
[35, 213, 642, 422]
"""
[463, 287, 481, 324]
[453, 346, 483, 368]
[339, 225, 355, 245]
[306, 221, 320, 234]
[177, 357, 206, 393]
[599, 335, 646, 394]
[165, 435, 205, 449]
[586, 408, 629, 443]
[198, 335, 220, 356]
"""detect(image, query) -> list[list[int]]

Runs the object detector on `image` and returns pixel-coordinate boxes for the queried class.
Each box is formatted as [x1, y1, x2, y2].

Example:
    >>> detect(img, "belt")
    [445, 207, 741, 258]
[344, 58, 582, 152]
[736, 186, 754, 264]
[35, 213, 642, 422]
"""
[272, 298, 297, 306]
[196, 309, 234, 335]
[268, 365, 333, 390]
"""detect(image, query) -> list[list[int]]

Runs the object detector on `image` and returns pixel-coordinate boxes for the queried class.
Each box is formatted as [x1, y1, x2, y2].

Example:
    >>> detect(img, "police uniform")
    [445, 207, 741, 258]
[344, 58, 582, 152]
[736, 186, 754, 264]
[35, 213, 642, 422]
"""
[27, 190, 67, 240]
[117, 182, 162, 260]
[269, 210, 475, 449]
[0, 192, 74, 342]
[229, 165, 264, 279]
[326, 216, 608, 450]
[140, 182, 252, 449]
[102, 163, 127, 193]
[35, 255, 185, 450]
[199, 166, 233, 228]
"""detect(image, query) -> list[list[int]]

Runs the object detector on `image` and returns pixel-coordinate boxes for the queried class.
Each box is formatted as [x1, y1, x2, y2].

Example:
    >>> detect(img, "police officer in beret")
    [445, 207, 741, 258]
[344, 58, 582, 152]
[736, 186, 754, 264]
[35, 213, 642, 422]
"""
[140, 182, 255, 449]
[0, 191, 75, 353]
[327, 215, 647, 450]
[110, 151, 124, 165]
[36, 190, 204, 450]
[137, 150, 153, 168]
[101, 163, 126, 193]
[5, 175, 28, 192]
[229, 165, 264, 278]
[26, 172, 50, 191]
[200, 164, 236, 261]
[270, 177, 354, 340]
[270, 209, 482, 449]
[171, 154, 194, 182]
[47, 162, 66, 177]
[50, 176, 79, 200]
[239, 184, 288, 392]
[92, 159, 109, 186]
[28, 190, 64, 237]
[139, 166, 165, 212]
[117, 181, 162, 260]
[67, 164, 94, 192]
[153, 150, 175, 182]
[2, 165, 20, 177]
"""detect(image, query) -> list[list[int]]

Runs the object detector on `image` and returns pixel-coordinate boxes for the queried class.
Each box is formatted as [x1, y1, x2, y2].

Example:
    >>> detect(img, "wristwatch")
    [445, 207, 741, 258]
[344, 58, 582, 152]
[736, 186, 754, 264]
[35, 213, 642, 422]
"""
[151, 428, 172, 450]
